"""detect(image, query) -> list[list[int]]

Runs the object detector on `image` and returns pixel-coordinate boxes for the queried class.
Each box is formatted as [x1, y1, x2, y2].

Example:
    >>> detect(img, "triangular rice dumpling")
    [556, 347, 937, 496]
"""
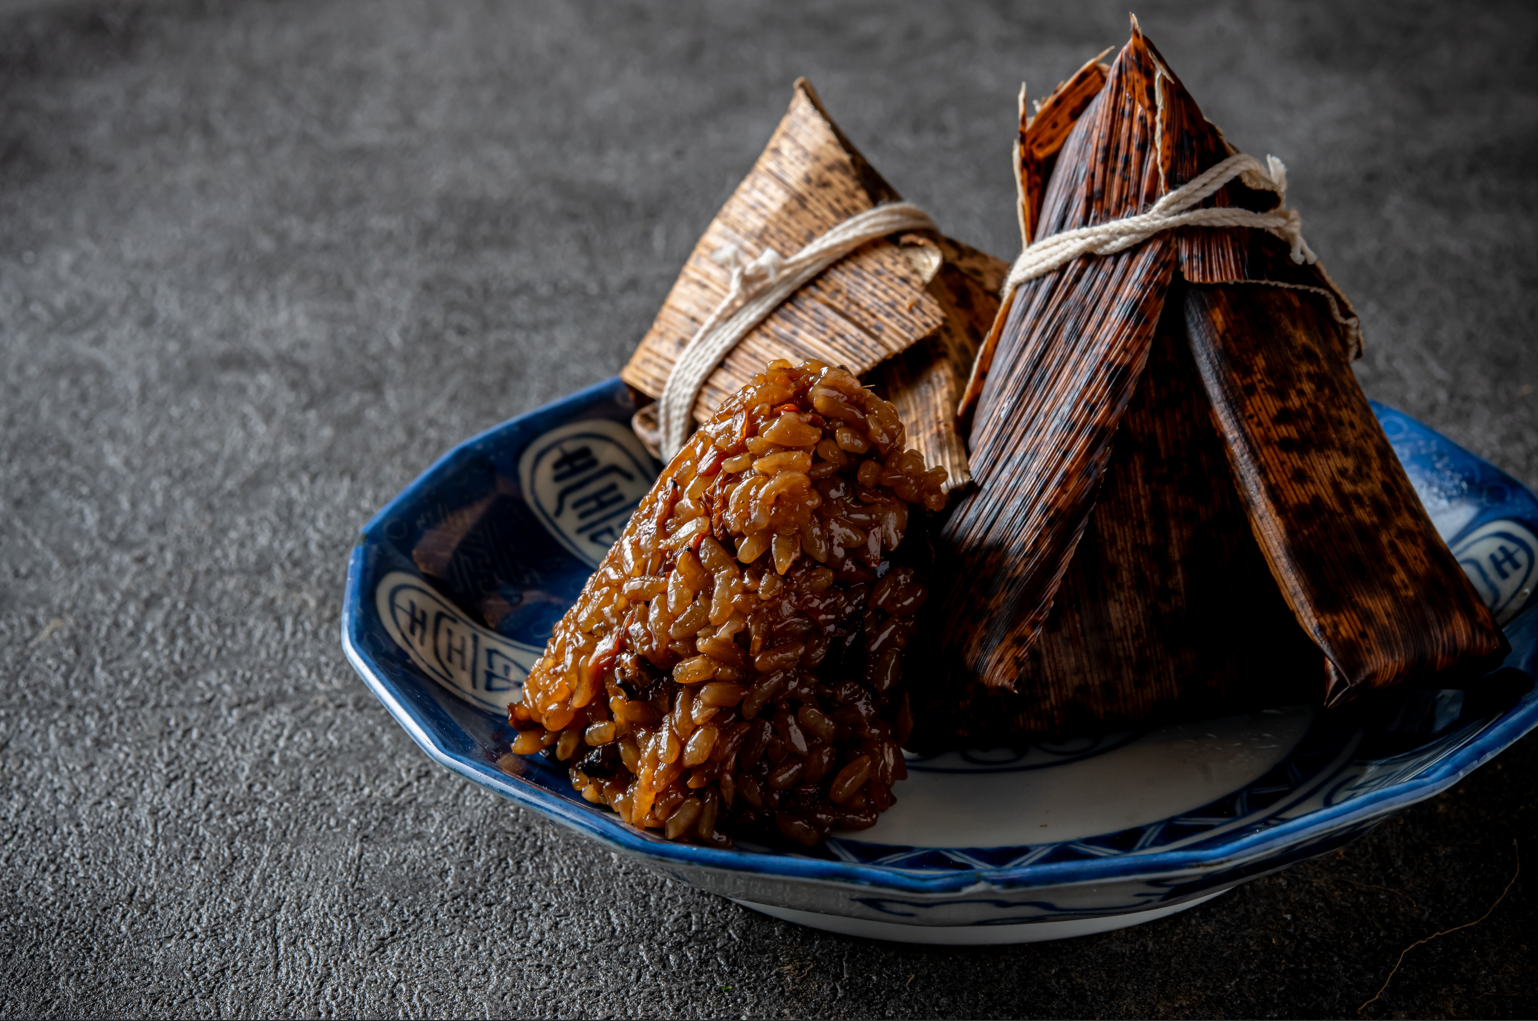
[912, 21, 1507, 748]
[622, 78, 1005, 491]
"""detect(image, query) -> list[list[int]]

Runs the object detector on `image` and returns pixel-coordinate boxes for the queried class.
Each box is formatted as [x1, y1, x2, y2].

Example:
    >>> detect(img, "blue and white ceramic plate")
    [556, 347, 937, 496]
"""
[340, 378, 1538, 944]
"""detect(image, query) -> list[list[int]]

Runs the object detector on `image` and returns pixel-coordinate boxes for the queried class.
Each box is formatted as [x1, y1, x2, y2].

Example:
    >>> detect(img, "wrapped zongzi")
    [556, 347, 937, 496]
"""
[913, 20, 1507, 749]
[623, 78, 1005, 492]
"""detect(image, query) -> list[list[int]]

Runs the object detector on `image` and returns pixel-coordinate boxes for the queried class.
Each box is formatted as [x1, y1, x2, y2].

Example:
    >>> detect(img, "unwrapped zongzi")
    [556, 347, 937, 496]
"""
[511, 359, 946, 845]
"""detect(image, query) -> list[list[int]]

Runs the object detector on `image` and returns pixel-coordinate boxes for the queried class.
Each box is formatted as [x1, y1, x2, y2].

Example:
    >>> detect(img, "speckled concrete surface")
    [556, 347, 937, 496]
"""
[2, 2, 1535, 1017]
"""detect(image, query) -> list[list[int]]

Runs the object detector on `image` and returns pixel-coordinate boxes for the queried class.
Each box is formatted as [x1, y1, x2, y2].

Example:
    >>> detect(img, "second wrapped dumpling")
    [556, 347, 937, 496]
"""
[511, 359, 946, 847]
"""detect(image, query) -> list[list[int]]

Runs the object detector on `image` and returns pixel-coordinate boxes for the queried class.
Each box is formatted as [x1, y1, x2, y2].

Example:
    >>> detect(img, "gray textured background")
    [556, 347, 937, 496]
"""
[2, 1, 1536, 1017]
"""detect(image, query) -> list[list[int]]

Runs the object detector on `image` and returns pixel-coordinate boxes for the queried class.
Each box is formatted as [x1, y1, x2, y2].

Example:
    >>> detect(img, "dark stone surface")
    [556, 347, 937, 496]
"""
[2, 1, 1534, 1017]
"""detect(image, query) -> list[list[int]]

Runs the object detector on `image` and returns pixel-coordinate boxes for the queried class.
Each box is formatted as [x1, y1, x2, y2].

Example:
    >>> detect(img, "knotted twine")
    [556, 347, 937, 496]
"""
[994, 150, 1361, 363]
[657, 201, 937, 460]
[1005, 152, 1310, 294]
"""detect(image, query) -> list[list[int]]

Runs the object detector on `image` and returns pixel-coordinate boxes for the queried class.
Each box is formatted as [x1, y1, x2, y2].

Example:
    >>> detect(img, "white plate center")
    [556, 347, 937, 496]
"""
[858, 706, 1314, 849]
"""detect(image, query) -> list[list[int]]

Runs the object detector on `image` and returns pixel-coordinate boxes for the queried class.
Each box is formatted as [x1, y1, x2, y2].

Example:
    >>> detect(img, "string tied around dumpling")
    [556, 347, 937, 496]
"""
[712, 242, 787, 290]
[656, 201, 938, 460]
[1001, 152, 1318, 303]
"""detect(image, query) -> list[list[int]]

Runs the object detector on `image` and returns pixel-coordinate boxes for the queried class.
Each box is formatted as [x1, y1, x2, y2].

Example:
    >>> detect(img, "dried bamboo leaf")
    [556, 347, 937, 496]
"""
[874, 235, 1005, 492]
[937, 233, 1009, 297]
[623, 78, 1004, 491]
[1013, 84, 1033, 252]
[622, 79, 944, 426]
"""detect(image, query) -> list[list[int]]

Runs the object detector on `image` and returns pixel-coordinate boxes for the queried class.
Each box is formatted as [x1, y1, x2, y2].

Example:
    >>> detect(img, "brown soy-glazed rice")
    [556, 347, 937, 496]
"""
[510, 359, 946, 847]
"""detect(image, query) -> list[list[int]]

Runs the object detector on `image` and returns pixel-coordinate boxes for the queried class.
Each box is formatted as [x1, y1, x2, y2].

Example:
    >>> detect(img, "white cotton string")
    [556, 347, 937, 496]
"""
[1001, 152, 1316, 305]
[657, 201, 938, 459]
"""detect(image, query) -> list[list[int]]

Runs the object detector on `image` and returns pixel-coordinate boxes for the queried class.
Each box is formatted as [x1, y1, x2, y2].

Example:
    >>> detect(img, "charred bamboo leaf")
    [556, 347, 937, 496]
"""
[1183, 284, 1505, 702]
[935, 24, 1176, 699]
